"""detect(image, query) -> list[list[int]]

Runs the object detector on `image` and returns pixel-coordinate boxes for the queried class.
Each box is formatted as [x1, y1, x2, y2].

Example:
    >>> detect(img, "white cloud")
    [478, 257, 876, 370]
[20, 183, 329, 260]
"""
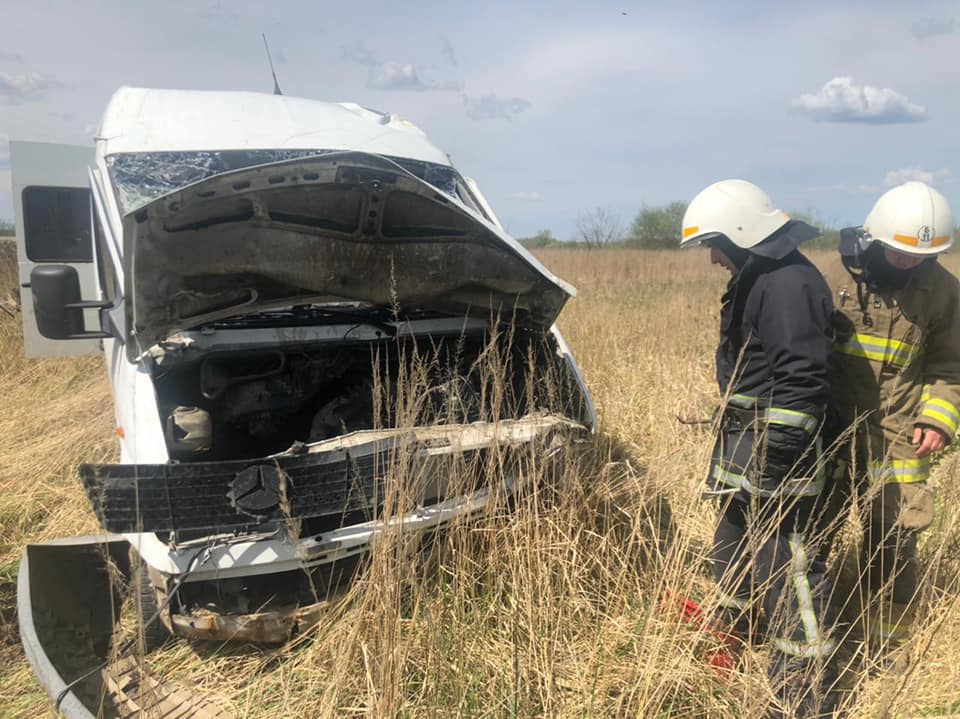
[0, 71, 67, 104]
[911, 17, 955, 40]
[509, 191, 542, 201]
[463, 94, 531, 121]
[790, 76, 927, 124]
[341, 42, 458, 92]
[883, 167, 951, 187]
[196, 1, 238, 23]
[369, 61, 459, 92]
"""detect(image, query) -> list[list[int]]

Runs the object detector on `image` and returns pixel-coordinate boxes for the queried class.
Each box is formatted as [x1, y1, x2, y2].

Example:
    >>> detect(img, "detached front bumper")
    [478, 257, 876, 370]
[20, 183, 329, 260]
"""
[83, 415, 581, 536]
[119, 415, 585, 642]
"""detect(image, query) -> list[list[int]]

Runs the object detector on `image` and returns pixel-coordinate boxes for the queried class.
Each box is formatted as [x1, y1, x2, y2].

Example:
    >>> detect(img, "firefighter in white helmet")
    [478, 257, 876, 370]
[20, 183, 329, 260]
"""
[824, 181, 959, 666]
[682, 180, 839, 718]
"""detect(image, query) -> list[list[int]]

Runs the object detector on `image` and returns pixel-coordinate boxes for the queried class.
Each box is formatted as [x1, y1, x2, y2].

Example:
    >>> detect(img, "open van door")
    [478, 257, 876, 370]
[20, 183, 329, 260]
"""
[11, 141, 98, 357]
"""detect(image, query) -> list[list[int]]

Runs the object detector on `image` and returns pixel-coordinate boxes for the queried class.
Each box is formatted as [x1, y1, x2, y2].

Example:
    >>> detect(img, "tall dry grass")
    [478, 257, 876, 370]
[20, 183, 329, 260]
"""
[0, 246, 958, 718]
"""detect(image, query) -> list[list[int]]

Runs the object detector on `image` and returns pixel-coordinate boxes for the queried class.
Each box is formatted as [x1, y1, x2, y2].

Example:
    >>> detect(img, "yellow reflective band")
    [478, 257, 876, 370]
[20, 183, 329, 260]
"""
[712, 465, 824, 497]
[770, 637, 838, 659]
[726, 397, 819, 433]
[868, 457, 930, 484]
[920, 397, 960, 433]
[728, 393, 759, 409]
[683, 225, 700, 239]
[764, 407, 819, 433]
[853, 334, 915, 353]
[835, 333, 922, 368]
[920, 405, 959, 435]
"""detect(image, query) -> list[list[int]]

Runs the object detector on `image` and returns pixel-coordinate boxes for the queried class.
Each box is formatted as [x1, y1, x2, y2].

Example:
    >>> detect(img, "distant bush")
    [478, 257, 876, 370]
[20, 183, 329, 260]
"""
[0, 218, 13, 237]
[626, 202, 687, 249]
[522, 204, 853, 253]
[517, 229, 563, 249]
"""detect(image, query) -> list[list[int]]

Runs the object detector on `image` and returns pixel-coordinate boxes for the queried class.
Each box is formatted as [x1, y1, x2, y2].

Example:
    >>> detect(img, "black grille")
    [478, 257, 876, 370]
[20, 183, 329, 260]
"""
[80, 441, 483, 533]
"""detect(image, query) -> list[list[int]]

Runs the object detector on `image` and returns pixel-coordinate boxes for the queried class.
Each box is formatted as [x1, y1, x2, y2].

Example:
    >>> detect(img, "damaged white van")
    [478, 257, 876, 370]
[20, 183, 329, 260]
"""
[13, 87, 594, 714]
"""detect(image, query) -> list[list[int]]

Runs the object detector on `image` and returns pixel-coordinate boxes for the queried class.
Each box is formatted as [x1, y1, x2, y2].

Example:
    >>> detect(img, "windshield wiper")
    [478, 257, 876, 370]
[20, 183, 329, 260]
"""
[291, 305, 398, 336]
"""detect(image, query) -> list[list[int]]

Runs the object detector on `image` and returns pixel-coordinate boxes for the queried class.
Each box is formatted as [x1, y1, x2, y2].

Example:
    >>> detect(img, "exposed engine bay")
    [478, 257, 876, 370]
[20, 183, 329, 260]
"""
[152, 327, 586, 462]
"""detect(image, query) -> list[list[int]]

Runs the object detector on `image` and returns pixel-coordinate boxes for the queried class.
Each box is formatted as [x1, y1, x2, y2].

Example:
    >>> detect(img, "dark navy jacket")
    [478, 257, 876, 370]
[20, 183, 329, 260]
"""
[709, 250, 834, 500]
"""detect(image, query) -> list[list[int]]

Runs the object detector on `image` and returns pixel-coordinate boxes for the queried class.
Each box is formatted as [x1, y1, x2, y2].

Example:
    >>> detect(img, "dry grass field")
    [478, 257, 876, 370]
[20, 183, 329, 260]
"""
[1, 241, 960, 717]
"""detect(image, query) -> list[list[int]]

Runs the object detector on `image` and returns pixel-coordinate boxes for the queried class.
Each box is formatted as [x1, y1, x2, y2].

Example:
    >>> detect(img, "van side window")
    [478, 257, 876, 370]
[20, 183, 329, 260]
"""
[93, 205, 118, 303]
[22, 186, 93, 262]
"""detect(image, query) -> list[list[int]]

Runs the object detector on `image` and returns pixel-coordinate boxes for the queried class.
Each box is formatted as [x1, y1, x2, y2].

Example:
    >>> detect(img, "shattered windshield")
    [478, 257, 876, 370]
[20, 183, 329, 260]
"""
[105, 150, 461, 214]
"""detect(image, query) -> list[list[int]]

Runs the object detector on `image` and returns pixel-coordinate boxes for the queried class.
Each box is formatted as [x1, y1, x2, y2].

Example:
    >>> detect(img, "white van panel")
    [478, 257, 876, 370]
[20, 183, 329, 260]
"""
[11, 141, 98, 357]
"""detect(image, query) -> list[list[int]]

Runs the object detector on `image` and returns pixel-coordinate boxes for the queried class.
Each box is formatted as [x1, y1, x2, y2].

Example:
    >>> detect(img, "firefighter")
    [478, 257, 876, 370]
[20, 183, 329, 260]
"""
[681, 179, 838, 718]
[825, 181, 959, 663]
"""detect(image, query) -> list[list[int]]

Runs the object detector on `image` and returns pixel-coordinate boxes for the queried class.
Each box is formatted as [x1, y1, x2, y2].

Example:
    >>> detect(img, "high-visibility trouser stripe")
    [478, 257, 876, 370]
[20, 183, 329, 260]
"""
[867, 457, 930, 484]
[712, 465, 824, 498]
[789, 533, 820, 645]
[768, 533, 835, 660]
[763, 407, 819, 434]
[835, 334, 921, 368]
[771, 637, 838, 659]
[716, 592, 750, 611]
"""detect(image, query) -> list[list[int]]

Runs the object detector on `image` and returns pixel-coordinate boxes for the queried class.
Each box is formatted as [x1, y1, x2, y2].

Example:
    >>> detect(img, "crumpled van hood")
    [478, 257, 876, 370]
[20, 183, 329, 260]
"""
[121, 153, 574, 359]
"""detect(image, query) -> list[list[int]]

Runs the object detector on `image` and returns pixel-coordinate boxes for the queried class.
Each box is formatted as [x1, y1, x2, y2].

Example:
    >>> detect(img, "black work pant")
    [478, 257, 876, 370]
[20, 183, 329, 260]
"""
[713, 494, 839, 719]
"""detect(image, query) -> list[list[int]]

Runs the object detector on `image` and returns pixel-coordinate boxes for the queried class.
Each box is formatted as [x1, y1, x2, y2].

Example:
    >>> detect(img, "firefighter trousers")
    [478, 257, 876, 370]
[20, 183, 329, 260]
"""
[713, 494, 839, 718]
[819, 451, 935, 649]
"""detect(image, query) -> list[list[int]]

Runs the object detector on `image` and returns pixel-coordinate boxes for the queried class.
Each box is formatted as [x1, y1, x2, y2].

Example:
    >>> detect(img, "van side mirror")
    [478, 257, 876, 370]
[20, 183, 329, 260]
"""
[30, 265, 110, 340]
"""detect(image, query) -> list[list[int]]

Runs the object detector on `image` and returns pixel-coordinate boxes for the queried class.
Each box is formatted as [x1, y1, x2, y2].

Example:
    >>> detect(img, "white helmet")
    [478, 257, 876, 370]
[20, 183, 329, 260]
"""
[680, 179, 791, 250]
[861, 181, 954, 256]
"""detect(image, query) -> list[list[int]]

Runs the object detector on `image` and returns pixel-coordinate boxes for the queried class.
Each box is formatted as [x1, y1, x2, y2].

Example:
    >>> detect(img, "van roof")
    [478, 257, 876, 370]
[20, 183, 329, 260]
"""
[96, 87, 451, 166]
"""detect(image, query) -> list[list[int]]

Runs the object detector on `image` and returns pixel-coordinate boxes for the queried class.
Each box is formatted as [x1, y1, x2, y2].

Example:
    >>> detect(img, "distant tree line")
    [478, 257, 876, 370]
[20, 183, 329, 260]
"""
[0, 218, 13, 237]
[517, 203, 853, 251]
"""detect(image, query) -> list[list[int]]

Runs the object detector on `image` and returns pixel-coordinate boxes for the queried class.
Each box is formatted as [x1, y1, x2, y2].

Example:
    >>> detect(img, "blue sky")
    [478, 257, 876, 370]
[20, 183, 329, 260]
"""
[1, 0, 958, 239]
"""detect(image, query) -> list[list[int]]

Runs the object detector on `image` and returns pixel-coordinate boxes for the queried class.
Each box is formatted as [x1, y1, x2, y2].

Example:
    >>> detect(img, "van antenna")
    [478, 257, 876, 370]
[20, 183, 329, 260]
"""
[262, 33, 283, 95]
